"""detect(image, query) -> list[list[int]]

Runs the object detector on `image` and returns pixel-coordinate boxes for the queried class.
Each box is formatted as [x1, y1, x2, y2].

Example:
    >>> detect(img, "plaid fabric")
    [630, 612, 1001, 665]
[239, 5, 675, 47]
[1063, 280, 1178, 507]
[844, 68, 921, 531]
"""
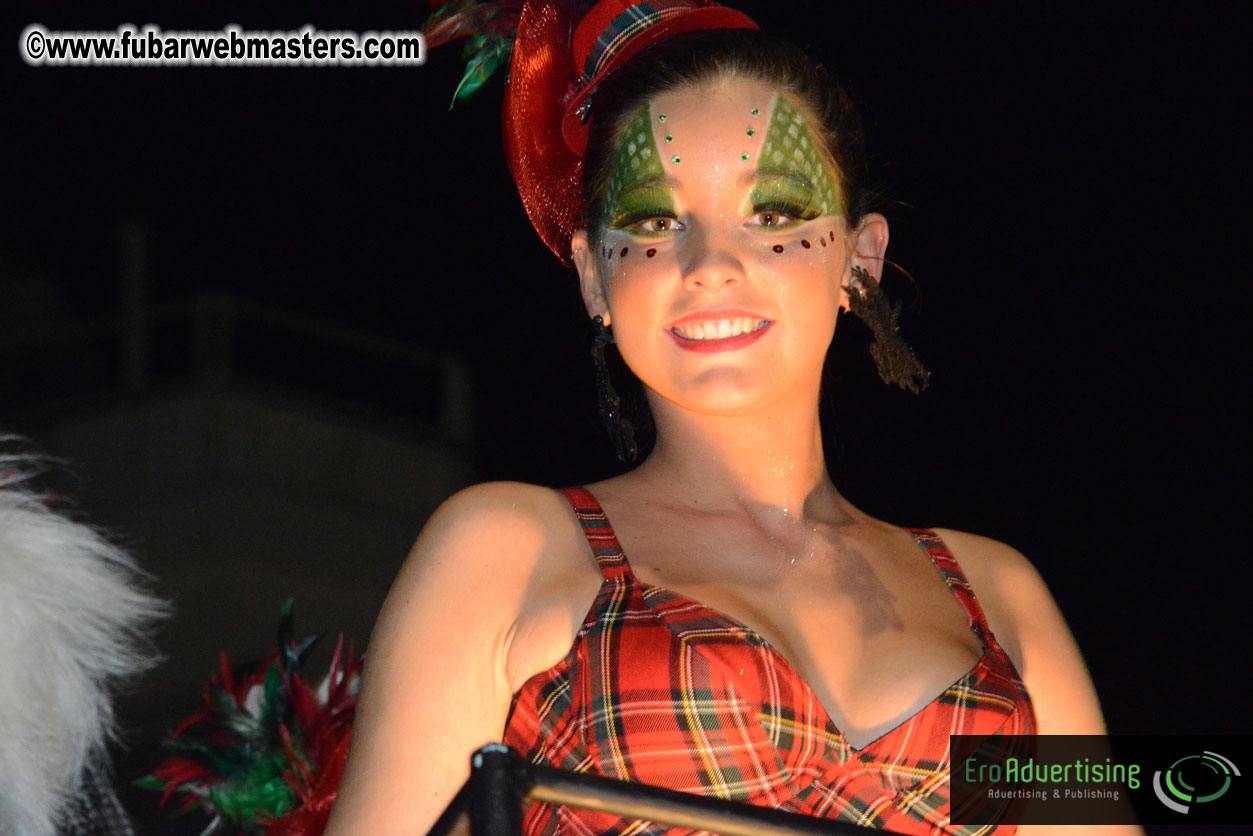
[503, 489, 1037, 836]
[582, 1, 694, 84]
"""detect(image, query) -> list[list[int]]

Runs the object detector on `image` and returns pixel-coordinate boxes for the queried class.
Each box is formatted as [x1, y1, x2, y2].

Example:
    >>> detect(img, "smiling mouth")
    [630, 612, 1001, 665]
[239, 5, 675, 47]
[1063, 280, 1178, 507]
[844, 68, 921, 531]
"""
[670, 318, 770, 340]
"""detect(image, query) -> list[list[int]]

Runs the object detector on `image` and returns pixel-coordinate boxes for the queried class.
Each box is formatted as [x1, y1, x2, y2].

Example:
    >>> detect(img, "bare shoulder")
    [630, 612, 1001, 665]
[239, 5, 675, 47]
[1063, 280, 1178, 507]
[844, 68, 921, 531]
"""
[388, 481, 599, 677]
[409, 481, 584, 569]
[929, 529, 1040, 662]
[928, 526, 1038, 585]
[931, 527, 1108, 736]
[325, 482, 594, 836]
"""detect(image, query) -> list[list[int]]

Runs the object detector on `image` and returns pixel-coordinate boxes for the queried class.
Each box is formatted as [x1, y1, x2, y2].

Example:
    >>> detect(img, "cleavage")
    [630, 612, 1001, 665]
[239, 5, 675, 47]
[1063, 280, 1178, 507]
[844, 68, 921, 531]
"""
[625, 534, 984, 749]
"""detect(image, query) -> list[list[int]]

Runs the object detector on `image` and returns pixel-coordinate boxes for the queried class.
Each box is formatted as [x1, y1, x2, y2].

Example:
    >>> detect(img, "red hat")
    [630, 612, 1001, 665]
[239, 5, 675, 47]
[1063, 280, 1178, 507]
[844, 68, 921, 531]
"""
[502, 0, 758, 264]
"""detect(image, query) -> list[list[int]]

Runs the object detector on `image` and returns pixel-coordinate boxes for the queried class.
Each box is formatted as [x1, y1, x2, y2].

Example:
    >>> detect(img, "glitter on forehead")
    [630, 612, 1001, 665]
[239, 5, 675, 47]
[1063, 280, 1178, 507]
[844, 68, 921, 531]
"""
[602, 104, 668, 226]
[757, 96, 841, 217]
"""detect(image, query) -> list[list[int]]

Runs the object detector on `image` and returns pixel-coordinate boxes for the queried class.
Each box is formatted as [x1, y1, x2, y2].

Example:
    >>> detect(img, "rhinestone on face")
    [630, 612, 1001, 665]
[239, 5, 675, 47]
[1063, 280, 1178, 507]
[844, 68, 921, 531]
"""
[741, 153, 750, 161]
[672, 155, 680, 165]
[658, 114, 667, 122]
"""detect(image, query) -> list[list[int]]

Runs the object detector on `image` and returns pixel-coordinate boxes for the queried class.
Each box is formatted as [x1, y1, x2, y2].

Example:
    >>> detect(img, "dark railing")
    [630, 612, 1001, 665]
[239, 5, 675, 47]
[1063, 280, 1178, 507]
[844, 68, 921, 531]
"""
[466, 744, 909, 836]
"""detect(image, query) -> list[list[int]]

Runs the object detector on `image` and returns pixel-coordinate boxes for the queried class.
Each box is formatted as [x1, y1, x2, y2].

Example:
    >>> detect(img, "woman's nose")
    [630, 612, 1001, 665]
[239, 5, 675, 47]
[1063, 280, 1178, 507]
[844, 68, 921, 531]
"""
[680, 228, 746, 293]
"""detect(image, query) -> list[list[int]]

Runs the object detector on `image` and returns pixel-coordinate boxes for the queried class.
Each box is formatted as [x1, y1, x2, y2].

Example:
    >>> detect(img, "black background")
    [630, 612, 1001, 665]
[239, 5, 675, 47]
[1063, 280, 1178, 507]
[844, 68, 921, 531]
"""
[3, 0, 1249, 798]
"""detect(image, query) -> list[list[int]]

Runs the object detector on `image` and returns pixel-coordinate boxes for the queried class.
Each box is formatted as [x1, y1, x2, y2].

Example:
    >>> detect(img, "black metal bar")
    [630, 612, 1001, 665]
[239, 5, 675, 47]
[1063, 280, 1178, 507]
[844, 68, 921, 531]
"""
[468, 743, 912, 836]
[527, 763, 903, 836]
[468, 743, 528, 836]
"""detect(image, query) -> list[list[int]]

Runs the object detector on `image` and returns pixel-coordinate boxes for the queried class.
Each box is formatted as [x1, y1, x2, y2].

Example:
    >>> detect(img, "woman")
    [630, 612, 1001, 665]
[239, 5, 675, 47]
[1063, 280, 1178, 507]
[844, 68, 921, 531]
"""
[327, 2, 1119, 833]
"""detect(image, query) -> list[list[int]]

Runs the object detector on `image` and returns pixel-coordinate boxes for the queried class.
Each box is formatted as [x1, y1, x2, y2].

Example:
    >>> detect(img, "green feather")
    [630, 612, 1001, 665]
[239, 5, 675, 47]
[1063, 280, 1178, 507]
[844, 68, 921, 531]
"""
[208, 753, 294, 831]
[450, 34, 511, 108]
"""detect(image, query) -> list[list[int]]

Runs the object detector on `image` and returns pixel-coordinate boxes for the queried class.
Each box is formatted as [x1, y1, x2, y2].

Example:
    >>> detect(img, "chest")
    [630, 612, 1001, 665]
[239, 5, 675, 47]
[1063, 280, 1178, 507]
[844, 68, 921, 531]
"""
[506, 544, 1032, 814]
[607, 519, 986, 750]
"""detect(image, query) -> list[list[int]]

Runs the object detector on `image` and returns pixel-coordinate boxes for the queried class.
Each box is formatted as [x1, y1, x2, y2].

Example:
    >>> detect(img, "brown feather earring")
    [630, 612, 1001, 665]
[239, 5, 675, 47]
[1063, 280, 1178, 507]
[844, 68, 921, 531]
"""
[843, 266, 931, 394]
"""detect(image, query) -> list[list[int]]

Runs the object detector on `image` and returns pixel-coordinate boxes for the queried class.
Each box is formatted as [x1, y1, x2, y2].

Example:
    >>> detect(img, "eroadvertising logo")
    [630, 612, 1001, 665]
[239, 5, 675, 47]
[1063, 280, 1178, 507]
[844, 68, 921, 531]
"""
[1152, 750, 1240, 814]
[950, 735, 1250, 826]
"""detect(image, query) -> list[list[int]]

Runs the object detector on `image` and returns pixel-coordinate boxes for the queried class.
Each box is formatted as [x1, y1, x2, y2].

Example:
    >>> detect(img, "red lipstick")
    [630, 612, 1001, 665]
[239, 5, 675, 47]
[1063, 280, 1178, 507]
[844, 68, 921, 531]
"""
[668, 320, 773, 352]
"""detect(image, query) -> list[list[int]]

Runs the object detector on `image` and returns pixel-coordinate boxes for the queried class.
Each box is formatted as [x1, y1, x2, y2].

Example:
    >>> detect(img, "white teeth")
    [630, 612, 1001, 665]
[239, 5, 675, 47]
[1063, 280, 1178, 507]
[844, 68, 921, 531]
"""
[673, 318, 766, 340]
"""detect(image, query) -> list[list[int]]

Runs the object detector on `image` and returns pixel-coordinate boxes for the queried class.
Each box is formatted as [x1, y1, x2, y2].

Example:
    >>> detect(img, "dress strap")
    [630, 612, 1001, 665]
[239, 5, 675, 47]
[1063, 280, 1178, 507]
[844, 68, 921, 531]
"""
[558, 487, 631, 580]
[906, 527, 995, 643]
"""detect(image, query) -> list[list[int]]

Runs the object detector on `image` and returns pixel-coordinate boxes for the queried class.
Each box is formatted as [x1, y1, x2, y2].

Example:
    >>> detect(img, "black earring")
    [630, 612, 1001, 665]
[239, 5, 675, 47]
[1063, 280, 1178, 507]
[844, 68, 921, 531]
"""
[591, 315, 639, 464]
[843, 266, 931, 394]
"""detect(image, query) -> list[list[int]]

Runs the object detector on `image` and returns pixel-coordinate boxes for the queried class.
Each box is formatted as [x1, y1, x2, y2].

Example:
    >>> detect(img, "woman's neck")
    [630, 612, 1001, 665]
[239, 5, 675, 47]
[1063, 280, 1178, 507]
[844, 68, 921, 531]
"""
[633, 390, 849, 531]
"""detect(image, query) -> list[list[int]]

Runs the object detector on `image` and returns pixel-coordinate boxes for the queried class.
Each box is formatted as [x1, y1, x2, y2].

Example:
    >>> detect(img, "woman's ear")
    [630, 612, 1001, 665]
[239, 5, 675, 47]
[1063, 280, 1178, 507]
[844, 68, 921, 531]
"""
[851, 213, 890, 282]
[572, 230, 610, 327]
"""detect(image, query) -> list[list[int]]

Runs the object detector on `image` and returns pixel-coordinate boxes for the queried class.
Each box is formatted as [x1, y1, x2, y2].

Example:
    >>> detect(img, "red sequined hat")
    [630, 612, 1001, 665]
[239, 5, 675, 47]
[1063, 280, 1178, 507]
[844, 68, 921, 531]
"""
[502, 0, 758, 263]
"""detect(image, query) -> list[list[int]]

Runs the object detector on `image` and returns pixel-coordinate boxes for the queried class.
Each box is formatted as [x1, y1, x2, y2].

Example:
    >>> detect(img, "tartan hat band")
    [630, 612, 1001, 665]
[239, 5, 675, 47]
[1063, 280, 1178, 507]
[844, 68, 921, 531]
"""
[562, 0, 758, 156]
[580, 1, 693, 85]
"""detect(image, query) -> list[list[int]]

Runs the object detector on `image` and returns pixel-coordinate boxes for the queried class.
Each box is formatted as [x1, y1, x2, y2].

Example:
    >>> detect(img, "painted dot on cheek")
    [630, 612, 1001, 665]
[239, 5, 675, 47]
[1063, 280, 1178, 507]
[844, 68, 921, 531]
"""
[671, 156, 680, 165]
[746, 128, 755, 136]
[772, 244, 785, 254]
[820, 238, 827, 247]
[801, 239, 811, 248]
[646, 248, 657, 258]
[665, 134, 673, 142]
[751, 107, 760, 116]
[620, 247, 629, 258]
[830, 230, 836, 242]
[658, 114, 667, 122]
[741, 153, 750, 161]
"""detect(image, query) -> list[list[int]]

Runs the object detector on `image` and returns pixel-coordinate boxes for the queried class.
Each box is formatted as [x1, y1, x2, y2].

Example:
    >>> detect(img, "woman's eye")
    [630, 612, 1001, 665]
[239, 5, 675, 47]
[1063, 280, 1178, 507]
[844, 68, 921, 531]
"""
[748, 209, 799, 229]
[630, 216, 684, 234]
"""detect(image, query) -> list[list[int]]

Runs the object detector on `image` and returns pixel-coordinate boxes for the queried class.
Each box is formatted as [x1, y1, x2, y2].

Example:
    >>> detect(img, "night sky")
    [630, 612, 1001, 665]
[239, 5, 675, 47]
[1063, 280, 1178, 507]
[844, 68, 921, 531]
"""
[3, 0, 1249, 756]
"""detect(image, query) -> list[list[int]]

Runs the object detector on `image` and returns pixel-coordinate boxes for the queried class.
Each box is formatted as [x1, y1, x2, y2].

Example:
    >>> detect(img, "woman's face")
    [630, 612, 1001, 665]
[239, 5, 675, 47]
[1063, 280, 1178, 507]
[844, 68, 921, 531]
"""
[574, 76, 886, 417]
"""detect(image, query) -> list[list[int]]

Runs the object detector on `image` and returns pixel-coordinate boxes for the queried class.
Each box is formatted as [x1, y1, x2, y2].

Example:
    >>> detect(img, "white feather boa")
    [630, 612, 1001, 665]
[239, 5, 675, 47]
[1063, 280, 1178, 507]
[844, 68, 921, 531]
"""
[0, 441, 167, 836]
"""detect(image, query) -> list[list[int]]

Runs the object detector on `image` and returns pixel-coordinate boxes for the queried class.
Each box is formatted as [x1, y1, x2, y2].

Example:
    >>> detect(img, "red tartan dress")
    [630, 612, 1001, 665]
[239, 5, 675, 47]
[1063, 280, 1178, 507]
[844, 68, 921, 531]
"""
[502, 488, 1036, 835]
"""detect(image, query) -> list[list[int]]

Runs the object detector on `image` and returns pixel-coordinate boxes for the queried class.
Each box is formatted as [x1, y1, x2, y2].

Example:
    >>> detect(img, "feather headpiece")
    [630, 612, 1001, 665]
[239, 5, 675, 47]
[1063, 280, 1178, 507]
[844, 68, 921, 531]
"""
[424, 0, 757, 263]
[137, 602, 363, 836]
[423, 1, 527, 105]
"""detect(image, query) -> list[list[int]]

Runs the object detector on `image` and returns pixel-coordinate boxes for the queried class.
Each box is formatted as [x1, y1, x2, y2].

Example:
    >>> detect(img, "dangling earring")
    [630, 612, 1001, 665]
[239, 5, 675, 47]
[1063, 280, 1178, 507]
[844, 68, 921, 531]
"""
[843, 266, 931, 394]
[591, 315, 639, 464]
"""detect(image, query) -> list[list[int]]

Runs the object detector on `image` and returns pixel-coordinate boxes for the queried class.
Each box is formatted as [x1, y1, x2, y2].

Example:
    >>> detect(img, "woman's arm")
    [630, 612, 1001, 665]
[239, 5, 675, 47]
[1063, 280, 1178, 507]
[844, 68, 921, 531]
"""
[324, 483, 576, 836]
[938, 530, 1144, 836]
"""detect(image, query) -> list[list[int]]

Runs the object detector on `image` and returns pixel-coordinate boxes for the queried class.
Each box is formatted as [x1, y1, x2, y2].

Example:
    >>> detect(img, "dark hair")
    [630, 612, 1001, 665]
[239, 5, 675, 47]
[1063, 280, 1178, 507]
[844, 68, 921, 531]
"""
[582, 29, 870, 240]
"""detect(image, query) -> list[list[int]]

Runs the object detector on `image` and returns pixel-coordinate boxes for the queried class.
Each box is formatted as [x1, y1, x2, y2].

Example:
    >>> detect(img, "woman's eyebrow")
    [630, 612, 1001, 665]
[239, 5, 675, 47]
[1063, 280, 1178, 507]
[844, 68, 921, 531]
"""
[616, 176, 679, 198]
[742, 169, 813, 189]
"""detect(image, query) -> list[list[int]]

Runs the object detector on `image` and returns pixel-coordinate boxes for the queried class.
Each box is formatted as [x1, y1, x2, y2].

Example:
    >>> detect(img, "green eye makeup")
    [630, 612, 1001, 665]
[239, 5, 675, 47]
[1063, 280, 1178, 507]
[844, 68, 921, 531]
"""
[750, 176, 822, 223]
[755, 97, 841, 219]
[602, 105, 672, 230]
